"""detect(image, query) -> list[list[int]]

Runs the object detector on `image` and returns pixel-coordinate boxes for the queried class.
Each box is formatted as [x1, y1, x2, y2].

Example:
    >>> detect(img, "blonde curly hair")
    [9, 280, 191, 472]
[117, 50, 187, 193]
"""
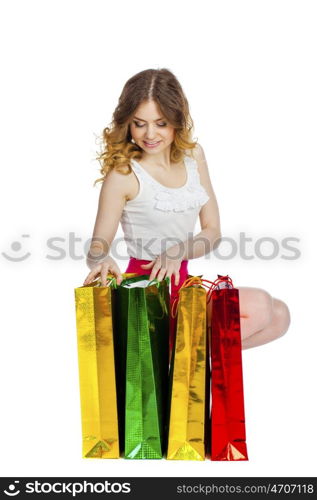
[93, 67, 198, 186]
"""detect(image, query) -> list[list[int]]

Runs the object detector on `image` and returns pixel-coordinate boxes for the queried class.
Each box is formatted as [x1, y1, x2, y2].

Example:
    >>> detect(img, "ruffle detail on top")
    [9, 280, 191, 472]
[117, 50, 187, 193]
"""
[131, 157, 210, 212]
[153, 186, 209, 212]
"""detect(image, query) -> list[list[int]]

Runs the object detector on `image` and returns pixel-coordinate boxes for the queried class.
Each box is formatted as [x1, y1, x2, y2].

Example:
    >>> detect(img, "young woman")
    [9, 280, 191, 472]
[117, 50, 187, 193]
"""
[83, 68, 291, 350]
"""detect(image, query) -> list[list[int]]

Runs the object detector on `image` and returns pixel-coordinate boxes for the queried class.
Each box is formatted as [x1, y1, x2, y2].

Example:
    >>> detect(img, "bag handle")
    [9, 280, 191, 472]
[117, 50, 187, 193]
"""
[170, 276, 216, 318]
[206, 274, 234, 302]
[146, 277, 170, 319]
[119, 276, 169, 319]
[171, 275, 234, 318]
[90, 275, 118, 288]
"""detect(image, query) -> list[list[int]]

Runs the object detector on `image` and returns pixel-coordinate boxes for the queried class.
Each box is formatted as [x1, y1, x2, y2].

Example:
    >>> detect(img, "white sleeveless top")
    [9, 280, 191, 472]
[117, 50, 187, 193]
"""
[120, 154, 210, 260]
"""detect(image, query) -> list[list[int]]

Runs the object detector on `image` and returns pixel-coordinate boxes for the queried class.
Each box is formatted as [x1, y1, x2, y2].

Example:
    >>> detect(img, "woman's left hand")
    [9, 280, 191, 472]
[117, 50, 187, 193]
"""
[140, 252, 182, 285]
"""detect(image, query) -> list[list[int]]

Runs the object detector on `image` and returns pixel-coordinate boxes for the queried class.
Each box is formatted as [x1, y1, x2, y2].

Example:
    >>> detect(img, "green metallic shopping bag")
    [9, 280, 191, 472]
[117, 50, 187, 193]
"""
[112, 274, 170, 459]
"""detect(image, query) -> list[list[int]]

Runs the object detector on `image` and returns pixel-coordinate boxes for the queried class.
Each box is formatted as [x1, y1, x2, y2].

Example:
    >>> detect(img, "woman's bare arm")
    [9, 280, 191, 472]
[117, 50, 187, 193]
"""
[195, 142, 221, 250]
[141, 143, 222, 283]
[86, 169, 131, 270]
[165, 142, 221, 260]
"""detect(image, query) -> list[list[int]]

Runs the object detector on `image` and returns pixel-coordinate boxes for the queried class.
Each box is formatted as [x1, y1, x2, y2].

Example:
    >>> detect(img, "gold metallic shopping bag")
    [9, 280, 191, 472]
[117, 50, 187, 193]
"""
[74, 276, 120, 458]
[167, 277, 207, 460]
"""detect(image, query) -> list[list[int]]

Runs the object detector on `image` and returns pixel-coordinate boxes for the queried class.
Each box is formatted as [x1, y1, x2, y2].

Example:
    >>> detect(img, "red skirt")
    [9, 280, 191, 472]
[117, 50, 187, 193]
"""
[124, 256, 189, 352]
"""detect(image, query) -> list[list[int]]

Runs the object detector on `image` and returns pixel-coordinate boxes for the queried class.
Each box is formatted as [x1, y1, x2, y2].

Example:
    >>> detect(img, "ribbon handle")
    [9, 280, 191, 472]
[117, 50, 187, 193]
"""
[171, 275, 235, 318]
[170, 276, 217, 318]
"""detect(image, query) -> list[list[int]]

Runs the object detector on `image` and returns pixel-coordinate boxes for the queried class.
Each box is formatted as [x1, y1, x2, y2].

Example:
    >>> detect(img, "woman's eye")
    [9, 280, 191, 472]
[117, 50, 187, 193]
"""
[133, 121, 167, 128]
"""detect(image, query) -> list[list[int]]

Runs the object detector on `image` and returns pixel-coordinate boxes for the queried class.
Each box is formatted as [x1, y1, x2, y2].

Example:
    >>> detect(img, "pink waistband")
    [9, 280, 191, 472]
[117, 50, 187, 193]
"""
[124, 256, 189, 276]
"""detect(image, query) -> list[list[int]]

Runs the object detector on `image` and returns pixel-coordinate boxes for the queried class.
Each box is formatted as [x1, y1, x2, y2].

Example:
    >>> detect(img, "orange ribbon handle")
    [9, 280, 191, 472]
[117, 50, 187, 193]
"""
[170, 276, 204, 318]
[206, 275, 234, 303]
[171, 275, 235, 317]
[171, 276, 219, 318]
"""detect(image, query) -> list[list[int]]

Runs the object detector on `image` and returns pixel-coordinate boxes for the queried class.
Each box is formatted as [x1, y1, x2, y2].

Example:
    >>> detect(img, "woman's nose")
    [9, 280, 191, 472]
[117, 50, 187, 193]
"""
[145, 125, 157, 139]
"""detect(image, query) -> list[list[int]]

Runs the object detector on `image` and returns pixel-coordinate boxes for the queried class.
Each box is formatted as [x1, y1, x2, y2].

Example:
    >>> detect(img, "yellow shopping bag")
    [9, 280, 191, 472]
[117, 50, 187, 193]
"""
[74, 275, 121, 458]
[166, 276, 208, 460]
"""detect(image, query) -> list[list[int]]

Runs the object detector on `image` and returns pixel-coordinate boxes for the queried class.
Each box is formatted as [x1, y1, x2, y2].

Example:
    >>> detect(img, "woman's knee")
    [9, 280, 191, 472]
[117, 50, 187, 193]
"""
[272, 298, 291, 337]
[238, 287, 274, 328]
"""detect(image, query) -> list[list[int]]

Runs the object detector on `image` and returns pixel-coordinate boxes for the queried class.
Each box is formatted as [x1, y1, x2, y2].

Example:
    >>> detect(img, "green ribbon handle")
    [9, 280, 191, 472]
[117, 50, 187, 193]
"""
[146, 278, 169, 319]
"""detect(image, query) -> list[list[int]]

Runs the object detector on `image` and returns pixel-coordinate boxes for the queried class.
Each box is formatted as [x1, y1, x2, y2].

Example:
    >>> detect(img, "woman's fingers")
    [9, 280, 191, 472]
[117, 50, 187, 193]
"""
[83, 267, 122, 287]
[83, 256, 123, 287]
[102, 265, 123, 286]
[100, 264, 110, 286]
[150, 263, 181, 284]
[174, 271, 180, 286]
[165, 271, 173, 287]
[162, 268, 180, 286]
[115, 270, 123, 285]
[83, 265, 101, 285]
[149, 263, 161, 282]
[83, 257, 179, 287]
[156, 267, 167, 282]
[140, 261, 154, 268]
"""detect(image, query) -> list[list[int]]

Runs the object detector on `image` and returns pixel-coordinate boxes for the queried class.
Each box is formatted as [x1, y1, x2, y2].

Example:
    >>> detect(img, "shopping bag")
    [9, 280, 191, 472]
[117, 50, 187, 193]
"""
[166, 276, 208, 460]
[74, 276, 120, 458]
[209, 275, 248, 461]
[112, 274, 170, 459]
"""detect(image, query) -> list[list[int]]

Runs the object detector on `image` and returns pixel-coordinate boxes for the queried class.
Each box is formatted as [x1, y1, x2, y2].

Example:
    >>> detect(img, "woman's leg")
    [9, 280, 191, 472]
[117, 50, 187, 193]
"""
[237, 287, 291, 350]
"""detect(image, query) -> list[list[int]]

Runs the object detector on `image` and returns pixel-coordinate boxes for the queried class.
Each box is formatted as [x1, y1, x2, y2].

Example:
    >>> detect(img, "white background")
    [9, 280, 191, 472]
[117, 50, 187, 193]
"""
[0, 0, 316, 478]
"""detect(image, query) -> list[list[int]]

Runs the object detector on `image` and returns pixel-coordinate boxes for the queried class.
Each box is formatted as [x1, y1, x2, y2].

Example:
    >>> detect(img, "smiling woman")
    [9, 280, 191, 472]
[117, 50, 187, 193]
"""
[84, 67, 291, 350]
[130, 107, 174, 152]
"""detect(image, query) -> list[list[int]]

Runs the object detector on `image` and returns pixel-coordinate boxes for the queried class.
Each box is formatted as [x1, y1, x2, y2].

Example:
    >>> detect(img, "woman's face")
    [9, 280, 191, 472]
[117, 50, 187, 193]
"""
[129, 100, 175, 154]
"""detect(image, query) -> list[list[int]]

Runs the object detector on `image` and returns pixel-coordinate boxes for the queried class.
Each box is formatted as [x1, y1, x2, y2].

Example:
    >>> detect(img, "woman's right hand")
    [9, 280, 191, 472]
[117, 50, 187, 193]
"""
[83, 256, 123, 286]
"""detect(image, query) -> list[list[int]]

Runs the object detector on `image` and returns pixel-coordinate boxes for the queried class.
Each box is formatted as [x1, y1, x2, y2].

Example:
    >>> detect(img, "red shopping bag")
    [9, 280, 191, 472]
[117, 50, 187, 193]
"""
[208, 275, 248, 461]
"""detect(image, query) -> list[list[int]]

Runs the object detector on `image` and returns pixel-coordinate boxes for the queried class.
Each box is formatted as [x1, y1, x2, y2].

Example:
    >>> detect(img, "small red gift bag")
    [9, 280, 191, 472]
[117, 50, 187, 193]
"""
[208, 275, 248, 461]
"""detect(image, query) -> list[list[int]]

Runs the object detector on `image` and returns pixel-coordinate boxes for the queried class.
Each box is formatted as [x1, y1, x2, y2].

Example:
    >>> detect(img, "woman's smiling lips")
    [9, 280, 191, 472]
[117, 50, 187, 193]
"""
[143, 140, 161, 148]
